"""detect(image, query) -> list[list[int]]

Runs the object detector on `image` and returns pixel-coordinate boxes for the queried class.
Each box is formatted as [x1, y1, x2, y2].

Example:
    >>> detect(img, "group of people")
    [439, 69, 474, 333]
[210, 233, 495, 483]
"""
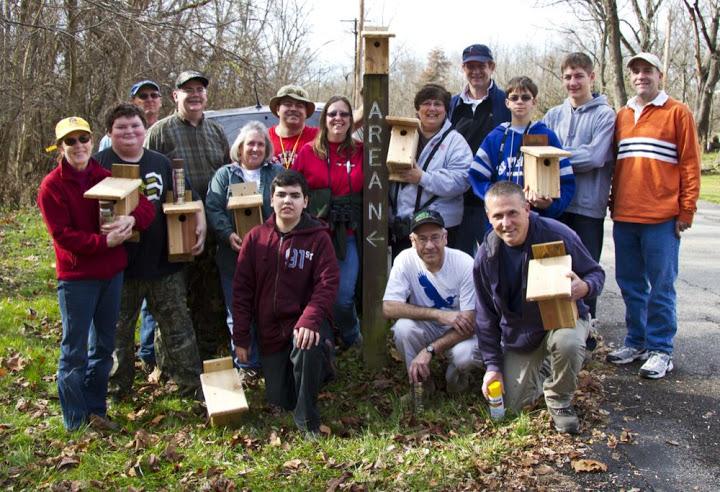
[38, 42, 700, 437]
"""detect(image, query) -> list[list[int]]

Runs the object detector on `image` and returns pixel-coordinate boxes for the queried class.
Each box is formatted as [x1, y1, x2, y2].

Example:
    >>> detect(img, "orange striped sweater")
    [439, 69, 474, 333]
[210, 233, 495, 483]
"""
[611, 96, 701, 224]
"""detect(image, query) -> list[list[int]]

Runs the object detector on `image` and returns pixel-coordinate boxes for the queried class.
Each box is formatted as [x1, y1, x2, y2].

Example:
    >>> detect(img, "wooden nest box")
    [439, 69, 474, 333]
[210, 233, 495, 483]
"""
[520, 146, 571, 198]
[385, 116, 420, 182]
[526, 241, 578, 330]
[200, 357, 248, 427]
[162, 190, 203, 262]
[84, 165, 143, 241]
[226, 182, 263, 238]
[362, 30, 395, 74]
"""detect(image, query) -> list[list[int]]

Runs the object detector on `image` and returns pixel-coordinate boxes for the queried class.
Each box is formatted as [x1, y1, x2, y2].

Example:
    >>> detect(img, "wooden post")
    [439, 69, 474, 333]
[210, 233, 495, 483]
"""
[361, 30, 394, 369]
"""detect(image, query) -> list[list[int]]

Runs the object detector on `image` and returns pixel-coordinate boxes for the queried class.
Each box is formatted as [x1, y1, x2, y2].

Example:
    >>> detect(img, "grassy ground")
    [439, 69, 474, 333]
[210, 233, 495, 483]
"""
[0, 207, 612, 490]
[701, 173, 720, 204]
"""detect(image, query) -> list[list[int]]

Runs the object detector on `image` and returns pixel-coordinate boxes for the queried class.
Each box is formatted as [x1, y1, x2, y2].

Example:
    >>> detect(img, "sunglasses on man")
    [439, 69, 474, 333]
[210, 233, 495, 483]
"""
[136, 92, 161, 100]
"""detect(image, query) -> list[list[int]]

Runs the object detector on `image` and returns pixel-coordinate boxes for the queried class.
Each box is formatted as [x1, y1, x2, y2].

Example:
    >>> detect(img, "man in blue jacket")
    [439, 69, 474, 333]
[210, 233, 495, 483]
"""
[474, 182, 604, 434]
[449, 44, 511, 256]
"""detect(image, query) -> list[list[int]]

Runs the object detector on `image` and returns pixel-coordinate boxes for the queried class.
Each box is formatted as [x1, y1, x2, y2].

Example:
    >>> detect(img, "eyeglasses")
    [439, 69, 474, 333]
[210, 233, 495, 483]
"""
[413, 233, 445, 246]
[63, 135, 91, 146]
[327, 111, 351, 118]
[136, 92, 161, 100]
[178, 87, 206, 95]
[507, 94, 533, 102]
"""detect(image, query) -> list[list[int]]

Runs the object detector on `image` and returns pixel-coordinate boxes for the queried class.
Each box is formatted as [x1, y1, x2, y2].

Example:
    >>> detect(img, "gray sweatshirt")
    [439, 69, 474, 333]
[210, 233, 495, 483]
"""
[543, 95, 616, 219]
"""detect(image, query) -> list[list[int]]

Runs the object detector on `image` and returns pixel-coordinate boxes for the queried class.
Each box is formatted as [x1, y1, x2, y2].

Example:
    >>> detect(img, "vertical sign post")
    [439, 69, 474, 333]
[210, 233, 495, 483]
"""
[361, 30, 394, 369]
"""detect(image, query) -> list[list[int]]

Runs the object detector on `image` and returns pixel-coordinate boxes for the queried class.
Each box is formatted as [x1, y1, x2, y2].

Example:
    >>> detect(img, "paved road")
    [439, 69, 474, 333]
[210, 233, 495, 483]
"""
[579, 200, 720, 490]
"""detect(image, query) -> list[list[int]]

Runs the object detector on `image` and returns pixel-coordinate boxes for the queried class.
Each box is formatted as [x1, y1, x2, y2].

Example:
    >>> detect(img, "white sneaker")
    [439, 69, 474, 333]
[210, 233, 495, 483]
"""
[639, 351, 674, 379]
[606, 345, 649, 365]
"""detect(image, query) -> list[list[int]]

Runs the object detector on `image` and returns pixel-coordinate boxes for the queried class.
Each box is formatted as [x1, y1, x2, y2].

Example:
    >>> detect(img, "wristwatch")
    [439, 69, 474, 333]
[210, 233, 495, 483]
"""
[425, 344, 435, 357]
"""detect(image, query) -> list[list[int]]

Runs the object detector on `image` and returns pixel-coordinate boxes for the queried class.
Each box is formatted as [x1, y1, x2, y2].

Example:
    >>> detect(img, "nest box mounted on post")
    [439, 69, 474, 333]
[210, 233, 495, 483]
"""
[520, 146, 571, 198]
[385, 116, 420, 182]
[526, 241, 578, 330]
[226, 182, 263, 238]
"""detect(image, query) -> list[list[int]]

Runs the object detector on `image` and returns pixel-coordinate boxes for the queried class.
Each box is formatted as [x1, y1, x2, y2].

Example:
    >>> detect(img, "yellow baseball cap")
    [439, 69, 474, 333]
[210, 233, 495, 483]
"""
[55, 116, 92, 143]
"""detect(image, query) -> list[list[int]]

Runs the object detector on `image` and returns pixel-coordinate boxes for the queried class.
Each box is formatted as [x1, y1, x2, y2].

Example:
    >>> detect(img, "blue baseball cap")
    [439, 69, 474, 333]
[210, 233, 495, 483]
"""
[462, 44, 494, 64]
[129, 80, 160, 98]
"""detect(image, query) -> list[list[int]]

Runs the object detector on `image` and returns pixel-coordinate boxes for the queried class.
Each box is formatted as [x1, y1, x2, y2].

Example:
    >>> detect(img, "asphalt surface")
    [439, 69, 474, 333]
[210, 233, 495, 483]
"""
[577, 200, 720, 491]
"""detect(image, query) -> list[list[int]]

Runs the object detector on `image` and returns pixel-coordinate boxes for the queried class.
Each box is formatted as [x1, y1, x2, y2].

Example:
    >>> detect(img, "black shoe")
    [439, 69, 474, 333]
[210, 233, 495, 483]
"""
[548, 406, 579, 434]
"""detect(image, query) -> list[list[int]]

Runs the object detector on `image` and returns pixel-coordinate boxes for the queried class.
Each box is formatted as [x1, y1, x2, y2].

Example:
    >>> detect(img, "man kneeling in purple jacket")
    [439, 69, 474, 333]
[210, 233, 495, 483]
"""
[232, 170, 339, 436]
[474, 181, 604, 434]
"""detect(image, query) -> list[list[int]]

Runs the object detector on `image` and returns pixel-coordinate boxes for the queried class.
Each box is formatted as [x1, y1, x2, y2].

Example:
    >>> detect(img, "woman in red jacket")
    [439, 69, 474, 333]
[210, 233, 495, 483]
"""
[38, 117, 154, 430]
[293, 96, 363, 348]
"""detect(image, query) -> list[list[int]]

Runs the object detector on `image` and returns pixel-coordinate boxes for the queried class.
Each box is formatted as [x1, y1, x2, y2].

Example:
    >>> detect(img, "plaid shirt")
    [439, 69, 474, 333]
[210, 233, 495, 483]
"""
[145, 112, 230, 199]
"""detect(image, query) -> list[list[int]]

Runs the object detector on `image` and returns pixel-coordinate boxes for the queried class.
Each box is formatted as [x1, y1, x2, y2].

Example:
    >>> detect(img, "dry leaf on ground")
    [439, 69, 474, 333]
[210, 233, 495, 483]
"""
[571, 459, 608, 473]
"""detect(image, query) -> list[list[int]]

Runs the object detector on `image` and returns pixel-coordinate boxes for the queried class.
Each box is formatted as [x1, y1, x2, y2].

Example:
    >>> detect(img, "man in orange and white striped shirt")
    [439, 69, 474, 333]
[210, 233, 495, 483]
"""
[607, 52, 701, 380]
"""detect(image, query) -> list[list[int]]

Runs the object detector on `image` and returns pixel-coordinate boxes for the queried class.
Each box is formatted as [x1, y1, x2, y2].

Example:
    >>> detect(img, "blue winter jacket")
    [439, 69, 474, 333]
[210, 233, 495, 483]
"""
[469, 121, 576, 218]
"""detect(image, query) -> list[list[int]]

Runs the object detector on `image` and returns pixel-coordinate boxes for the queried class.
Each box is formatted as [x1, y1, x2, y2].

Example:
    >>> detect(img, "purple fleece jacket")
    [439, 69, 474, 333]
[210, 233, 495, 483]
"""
[473, 212, 604, 373]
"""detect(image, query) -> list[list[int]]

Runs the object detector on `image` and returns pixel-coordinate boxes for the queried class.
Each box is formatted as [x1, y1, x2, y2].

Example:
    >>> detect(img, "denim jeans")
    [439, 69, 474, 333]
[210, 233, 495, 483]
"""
[57, 273, 123, 430]
[219, 266, 261, 369]
[613, 220, 679, 355]
[335, 235, 360, 347]
[560, 212, 605, 317]
[137, 299, 156, 364]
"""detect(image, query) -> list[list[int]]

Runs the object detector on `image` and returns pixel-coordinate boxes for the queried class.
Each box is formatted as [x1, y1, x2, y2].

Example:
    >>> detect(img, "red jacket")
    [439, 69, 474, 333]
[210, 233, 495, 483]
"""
[38, 157, 155, 281]
[231, 213, 340, 355]
[293, 141, 364, 196]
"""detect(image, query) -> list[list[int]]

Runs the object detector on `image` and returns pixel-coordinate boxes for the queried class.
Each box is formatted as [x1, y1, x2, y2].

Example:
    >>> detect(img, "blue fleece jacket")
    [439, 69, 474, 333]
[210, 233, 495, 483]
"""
[542, 95, 616, 219]
[469, 121, 576, 218]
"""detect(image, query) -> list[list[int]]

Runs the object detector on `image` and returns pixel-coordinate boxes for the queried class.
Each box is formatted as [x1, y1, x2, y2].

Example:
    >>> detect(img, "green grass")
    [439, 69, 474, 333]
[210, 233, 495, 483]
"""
[701, 173, 720, 204]
[0, 207, 604, 490]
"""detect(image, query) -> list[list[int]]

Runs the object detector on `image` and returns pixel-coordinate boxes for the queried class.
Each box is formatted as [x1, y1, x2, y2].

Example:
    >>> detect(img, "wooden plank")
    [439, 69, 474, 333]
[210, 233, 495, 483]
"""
[84, 177, 142, 200]
[362, 38, 391, 369]
[227, 195, 263, 209]
[531, 241, 566, 259]
[537, 298, 578, 330]
[162, 201, 203, 214]
[229, 182, 258, 196]
[200, 369, 248, 427]
[111, 163, 140, 179]
[203, 357, 234, 373]
[519, 145, 571, 158]
[526, 255, 572, 301]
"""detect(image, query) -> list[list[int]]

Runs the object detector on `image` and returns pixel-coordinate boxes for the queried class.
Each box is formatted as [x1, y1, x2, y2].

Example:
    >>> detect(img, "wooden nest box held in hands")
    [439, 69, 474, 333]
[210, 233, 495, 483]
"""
[83, 164, 143, 241]
[526, 241, 578, 330]
[520, 146, 571, 198]
[385, 116, 420, 182]
[227, 182, 263, 238]
[200, 357, 248, 427]
[162, 190, 203, 262]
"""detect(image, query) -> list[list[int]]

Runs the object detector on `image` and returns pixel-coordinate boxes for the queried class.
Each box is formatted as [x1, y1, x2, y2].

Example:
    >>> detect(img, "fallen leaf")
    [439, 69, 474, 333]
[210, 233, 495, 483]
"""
[326, 471, 353, 492]
[571, 459, 608, 473]
[269, 431, 281, 447]
[283, 458, 303, 470]
[5, 354, 27, 372]
[319, 424, 332, 435]
[666, 440, 680, 446]
[150, 414, 165, 425]
[534, 464, 555, 475]
[619, 429, 635, 443]
[147, 453, 160, 472]
[57, 455, 81, 471]
[162, 443, 183, 463]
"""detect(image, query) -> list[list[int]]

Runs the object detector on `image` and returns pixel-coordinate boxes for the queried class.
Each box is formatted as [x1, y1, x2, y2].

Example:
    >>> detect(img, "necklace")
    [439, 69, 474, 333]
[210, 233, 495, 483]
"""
[278, 130, 303, 169]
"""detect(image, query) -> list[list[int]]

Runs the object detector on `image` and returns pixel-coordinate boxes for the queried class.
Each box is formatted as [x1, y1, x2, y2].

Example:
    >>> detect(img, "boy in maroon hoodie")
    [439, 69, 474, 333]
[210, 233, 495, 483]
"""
[232, 170, 339, 434]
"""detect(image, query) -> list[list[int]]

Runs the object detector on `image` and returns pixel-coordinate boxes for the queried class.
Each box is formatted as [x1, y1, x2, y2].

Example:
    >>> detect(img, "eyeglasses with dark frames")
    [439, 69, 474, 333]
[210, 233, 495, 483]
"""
[63, 135, 91, 146]
[507, 94, 533, 102]
[136, 92, 161, 100]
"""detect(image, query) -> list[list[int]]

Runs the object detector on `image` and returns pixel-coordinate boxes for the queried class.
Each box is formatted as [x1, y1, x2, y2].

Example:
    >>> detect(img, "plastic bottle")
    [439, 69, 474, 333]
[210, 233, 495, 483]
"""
[413, 381, 424, 414]
[172, 158, 185, 204]
[487, 380, 505, 421]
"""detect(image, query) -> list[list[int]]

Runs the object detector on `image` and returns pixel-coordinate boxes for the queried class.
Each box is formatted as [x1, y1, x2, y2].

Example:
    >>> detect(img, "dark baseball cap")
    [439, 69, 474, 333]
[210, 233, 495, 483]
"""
[411, 209, 445, 232]
[462, 44, 494, 64]
[175, 70, 209, 88]
[129, 80, 160, 98]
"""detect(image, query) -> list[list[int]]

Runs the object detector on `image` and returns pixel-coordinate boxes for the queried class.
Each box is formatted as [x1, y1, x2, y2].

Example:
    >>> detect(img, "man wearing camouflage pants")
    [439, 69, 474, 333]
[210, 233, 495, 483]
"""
[96, 102, 203, 399]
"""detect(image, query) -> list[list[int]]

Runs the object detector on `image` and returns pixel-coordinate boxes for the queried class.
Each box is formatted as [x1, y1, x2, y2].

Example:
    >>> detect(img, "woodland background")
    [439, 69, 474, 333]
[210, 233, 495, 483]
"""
[2, 0, 720, 205]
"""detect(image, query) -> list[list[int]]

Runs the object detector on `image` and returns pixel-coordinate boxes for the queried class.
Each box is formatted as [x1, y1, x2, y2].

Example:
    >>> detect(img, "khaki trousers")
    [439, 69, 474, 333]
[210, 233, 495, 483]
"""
[503, 317, 590, 412]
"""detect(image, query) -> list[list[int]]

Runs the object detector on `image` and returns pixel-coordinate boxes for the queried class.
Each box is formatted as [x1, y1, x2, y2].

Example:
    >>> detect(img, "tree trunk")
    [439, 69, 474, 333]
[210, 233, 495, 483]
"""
[603, 0, 628, 108]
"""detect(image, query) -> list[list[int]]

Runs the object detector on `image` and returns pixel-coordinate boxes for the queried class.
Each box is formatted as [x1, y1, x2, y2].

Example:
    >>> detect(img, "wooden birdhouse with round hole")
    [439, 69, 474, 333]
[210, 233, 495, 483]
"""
[162, 189, 203, 262]
[362, 30, 395, 74]
[226, 182, 263, 239]
[385, 116, 420, 182]
[84, 165, 143, 241]
[520, 146, 571, 198]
